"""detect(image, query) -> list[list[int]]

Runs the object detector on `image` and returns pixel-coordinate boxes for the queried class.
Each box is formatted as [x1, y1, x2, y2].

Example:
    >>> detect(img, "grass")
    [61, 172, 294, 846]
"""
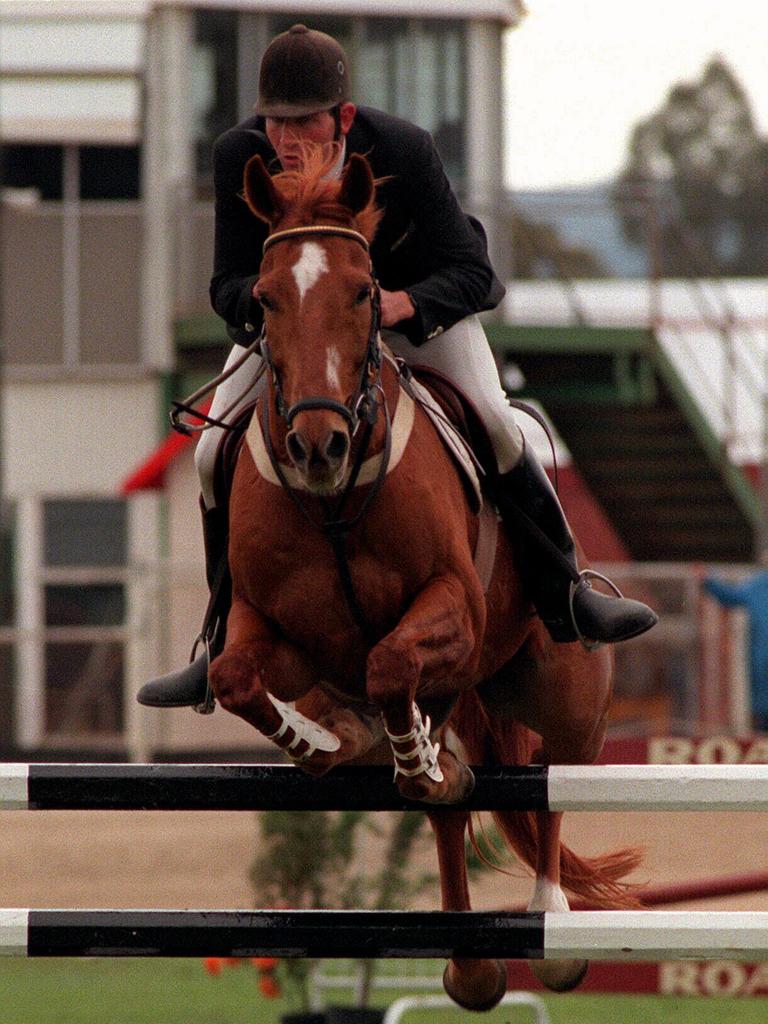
[1, 961, 768, 1024]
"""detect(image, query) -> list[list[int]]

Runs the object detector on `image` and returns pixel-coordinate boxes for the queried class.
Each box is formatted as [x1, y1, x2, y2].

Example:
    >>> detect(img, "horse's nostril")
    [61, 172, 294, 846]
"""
[286, 430, 308, 464]
[325, 430, 349, 462]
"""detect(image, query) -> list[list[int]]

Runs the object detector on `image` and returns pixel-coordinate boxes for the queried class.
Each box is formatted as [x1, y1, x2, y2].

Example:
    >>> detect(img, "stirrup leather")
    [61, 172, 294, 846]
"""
[265, 694, 341, 763]
[568, 569, 624, 652]
[385, 703, 444, 783]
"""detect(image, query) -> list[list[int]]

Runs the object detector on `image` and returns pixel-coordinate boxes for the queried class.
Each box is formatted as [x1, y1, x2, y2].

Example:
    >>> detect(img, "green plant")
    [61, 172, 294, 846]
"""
[249, 809, 433, 1009]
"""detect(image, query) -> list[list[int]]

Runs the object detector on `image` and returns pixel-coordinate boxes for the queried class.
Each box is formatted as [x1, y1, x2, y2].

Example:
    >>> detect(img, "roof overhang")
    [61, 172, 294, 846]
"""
[1, 0, 524, 26]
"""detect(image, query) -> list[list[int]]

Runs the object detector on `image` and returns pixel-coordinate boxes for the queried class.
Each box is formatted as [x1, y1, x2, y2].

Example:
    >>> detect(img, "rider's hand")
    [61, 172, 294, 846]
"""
[380, 289, 416, 327]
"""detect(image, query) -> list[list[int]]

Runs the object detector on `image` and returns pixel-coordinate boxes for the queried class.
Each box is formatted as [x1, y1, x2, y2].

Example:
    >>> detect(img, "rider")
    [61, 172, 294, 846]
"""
[138, 24, 656, 709]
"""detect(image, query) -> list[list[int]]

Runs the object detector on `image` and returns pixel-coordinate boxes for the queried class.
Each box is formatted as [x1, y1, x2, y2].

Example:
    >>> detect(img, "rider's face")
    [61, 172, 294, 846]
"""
[266, 111, 336, 171]
[265, 104, 356, 170]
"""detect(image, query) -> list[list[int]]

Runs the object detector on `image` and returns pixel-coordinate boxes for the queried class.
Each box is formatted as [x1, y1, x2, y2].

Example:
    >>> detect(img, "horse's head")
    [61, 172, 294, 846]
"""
[243, 147, 383, 495]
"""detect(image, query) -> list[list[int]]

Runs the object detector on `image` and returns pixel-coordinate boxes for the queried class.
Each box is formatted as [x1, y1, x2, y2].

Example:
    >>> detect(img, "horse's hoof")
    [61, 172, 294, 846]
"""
[443, 958, 507, 1011]
[397, 752, 475, 805]
[454, 757, 476, 800]
[529, 958, 588, 992]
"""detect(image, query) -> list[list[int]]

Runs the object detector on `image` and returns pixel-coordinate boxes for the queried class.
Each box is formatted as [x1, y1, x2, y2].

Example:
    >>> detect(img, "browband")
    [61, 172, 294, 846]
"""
[263, 224, 370, 254]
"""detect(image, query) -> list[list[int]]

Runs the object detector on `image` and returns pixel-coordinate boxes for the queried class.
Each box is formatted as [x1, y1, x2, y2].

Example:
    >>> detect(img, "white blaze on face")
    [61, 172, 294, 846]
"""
[326, 346, 342, 390]
[292, 241, 329, 306]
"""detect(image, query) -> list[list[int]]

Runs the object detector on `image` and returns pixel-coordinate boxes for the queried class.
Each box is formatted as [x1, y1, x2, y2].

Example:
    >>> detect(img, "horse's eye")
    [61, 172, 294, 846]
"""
[355, 286, 370, 305]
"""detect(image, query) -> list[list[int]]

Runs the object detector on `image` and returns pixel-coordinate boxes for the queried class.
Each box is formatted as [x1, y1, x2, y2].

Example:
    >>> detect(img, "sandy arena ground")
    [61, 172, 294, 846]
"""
[2, 807, 767, 912]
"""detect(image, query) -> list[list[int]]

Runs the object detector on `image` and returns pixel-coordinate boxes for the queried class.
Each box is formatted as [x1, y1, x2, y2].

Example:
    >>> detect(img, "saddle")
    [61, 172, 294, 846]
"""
[402, 363, 499, 513]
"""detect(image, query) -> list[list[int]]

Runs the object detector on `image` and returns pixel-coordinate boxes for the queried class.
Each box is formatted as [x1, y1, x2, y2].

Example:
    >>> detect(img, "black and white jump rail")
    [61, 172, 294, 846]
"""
[2, 762, 768, 811]
[3, 909, 768, 961]
[5, 761, 768, 963]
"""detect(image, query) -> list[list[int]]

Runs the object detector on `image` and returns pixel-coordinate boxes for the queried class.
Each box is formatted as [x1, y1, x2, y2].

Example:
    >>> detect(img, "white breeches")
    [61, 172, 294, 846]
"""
[194, 342, 266, 510]
[195, 313, 524, 510]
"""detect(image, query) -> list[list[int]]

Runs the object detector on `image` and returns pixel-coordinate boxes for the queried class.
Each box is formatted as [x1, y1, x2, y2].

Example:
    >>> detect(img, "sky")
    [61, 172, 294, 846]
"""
[503, 0, 768, 191]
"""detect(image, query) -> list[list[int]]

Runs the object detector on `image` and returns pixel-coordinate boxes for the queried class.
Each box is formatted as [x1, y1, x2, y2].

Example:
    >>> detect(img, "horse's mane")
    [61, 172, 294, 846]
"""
[270, 143, 384, 241]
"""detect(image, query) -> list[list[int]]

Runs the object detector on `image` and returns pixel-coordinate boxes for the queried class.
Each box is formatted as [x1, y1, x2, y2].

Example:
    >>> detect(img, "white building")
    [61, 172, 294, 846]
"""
[0, 0, 524, 759]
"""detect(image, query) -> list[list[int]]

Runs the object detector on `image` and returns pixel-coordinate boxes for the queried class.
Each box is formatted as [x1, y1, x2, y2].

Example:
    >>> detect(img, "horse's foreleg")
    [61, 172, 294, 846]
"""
[428, 811, 507, 1012]
[527, 810, 588, 992]
[366, 576, 481, 804]
[208, 599, 284, 734]
[210, 600, 346, 767]
[291, 690, 385, 775]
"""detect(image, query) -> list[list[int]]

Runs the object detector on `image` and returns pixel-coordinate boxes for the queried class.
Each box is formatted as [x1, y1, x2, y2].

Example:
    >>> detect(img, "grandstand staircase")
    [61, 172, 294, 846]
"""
[485, 323, 762, 562]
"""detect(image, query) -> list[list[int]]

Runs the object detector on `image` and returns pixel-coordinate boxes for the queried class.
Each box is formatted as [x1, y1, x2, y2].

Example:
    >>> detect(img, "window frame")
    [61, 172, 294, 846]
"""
[13, 495, 131, 750]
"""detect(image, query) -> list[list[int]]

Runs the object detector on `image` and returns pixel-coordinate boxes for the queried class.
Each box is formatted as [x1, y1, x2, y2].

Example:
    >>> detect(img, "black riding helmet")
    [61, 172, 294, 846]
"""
[255, 24, 351, 119]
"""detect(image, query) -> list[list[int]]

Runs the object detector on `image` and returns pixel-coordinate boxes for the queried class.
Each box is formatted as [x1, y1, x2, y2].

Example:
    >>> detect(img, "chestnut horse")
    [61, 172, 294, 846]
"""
[209, 148, 642, 1009]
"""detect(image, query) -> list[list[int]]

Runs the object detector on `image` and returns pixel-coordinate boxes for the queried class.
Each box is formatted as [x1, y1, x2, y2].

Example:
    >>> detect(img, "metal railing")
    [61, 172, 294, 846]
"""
[0, 557, 755, 756]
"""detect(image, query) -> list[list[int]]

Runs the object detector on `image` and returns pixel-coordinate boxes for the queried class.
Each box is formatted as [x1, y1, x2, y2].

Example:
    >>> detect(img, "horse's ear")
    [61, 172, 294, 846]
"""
[243, 155, 283, 224]
[339, 154, 374, 215]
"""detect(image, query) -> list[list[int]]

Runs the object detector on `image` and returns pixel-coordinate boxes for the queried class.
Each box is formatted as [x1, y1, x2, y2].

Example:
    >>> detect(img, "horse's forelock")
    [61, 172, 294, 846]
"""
[270, 143, 382, 242]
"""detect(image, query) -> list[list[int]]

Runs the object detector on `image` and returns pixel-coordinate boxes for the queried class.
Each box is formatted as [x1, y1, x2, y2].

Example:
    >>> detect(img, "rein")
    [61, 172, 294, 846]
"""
[258, 224, 390, 643]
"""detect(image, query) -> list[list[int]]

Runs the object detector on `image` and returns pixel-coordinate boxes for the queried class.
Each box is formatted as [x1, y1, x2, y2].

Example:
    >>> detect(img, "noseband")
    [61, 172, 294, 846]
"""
[260, 225, 383, 434]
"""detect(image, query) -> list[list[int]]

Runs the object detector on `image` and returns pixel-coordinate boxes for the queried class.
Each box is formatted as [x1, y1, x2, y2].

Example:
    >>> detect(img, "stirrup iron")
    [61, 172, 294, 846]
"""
[568, 569, 624, 652]
[189, 634, 216, 715]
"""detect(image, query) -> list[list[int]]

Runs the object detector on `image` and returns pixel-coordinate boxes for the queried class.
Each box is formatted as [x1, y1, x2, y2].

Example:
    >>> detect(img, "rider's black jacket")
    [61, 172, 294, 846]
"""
[210, 106, 505, 348]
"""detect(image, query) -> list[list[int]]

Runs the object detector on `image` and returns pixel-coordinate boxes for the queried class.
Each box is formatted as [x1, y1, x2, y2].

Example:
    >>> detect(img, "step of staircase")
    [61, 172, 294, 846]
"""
[547, 398, 755, 562]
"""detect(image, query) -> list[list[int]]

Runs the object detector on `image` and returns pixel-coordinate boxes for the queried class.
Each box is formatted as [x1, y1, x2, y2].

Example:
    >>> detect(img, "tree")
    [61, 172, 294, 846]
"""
[505, 208, 606, 279]
[249, 809, 432, 1012]
[614, 57, 768, 276]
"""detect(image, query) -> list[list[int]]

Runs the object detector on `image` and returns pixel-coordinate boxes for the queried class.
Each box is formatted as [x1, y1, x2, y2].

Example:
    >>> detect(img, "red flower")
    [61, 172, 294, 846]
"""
[259, 974, 282, 999]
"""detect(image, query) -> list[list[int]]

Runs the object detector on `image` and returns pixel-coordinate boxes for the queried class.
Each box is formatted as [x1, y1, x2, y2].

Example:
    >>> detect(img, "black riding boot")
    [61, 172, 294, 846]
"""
[136, 505, 230, 709]
[495, 448, 657, 645]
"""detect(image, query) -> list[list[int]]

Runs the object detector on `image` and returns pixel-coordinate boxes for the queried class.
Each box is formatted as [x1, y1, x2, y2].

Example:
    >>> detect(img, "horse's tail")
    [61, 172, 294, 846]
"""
[449, 690, 644, 910]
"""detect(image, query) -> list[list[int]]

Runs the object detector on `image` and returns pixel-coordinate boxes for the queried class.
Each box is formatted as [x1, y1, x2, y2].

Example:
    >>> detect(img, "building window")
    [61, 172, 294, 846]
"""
[43, 499, 127, 568]
[79, 146, 141, 200]
[0, 502, 14, 628]
[0, 504, 15, 743]
[1, 144, 142, 368]
[357, 19, 466, 185]
[193, 9, 239, 189]
[189, 14, 467, 191]
[1, 144, 63, 199]
[42, 499, 127, 738]
[268, 13, 351, 44]
[1, 144, 140, 201]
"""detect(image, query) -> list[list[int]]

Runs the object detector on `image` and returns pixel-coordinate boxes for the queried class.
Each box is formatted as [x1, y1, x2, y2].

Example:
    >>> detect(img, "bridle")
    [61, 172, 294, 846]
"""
[168, 224, 382, 438]
[258, 223, 392, 644]
[260, 224, 383, 435]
